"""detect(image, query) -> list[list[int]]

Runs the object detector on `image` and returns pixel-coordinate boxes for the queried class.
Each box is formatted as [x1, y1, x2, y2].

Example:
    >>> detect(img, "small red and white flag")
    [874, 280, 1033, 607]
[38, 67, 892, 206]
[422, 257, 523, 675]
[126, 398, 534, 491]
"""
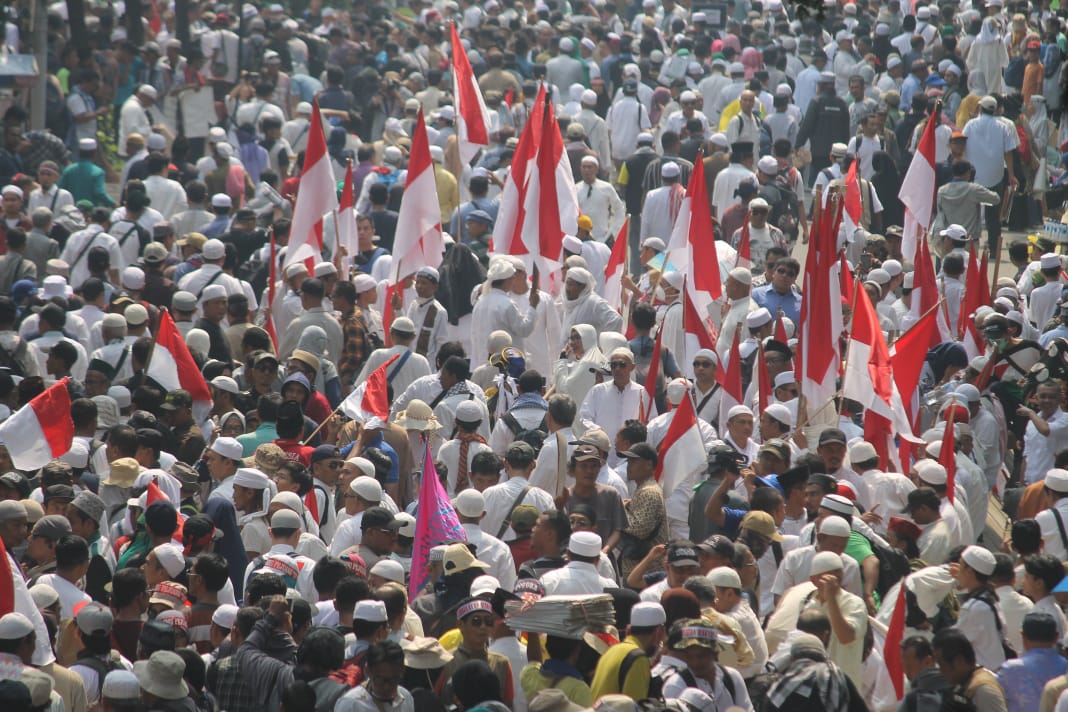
[336, 160, 359, 272]
[939, 404, 958, 504]
[899, 106, 940, 262]
[909, 229, 952, 345]
[683, 285, 718, 376]
[603, 217, 629, 313]
[450, 23, 493, 166]
[756, 343, 773, 411]
[284, 101, 338, 268]
[0, 378, 74, 471]
[717, 326, 744, 430]
[654, 391, 707, 498]
[340, 354, 401, 426]
[841, 155, 863, 241]
[265, 229, 279, 351]
[147, 310, 213, 423]
[960, 246, 984, 358]
[884, 580, 908, 700]
[390, 110, 444, 285]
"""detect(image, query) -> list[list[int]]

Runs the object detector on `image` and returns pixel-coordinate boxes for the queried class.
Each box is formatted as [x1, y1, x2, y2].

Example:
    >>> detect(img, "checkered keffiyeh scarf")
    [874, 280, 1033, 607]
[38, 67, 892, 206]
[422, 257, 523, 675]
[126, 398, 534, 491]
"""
[767, 657, 852, 712]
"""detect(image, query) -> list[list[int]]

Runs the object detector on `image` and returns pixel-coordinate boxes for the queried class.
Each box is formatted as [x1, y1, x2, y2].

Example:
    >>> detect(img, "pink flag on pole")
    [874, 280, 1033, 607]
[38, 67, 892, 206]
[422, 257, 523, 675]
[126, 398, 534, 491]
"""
[409, 442, 468, 599]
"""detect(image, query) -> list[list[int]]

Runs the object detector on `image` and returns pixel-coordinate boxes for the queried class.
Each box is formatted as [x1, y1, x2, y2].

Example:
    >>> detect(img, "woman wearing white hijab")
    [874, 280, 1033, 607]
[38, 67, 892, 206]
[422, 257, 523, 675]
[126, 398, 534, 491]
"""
[552, 324, 604, 417]
[558, 266, 624, 338]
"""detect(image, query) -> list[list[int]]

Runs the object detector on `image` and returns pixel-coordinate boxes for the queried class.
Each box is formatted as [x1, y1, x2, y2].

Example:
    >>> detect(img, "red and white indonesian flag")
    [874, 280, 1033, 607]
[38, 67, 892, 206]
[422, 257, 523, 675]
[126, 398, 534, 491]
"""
[0, 379, 74, 471]
[797, 194, 843, 419]
[147, 310, 213, 421]
[717, 326, 745, 431]
[284, 101, 338, 268]
[899, 106, 940, 263]
[390, 110, 444, 285]
[519, 90, 579, 281]
[336, 161, 358, 271]
[654, 392, 706, 497]
[450, 23, 492, 166]
[492, 85, 545, 259]
[667, 151, 731, 319]
[603, 217, 629, 313]
[844, 287, 916, 442]
[340, 354, 400, 427]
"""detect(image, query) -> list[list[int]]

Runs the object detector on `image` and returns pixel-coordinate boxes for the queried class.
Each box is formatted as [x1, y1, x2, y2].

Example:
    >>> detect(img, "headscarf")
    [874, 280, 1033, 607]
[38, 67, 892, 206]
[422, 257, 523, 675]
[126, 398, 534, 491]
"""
[650, 87, 672, 125]
[561, 268, 595, 315]
[1030, 95, 1049, 150]
[203, 498, 249, 599]
[974, 17, 1001, 45]
[741, 47, 763, 79]
[438, 243, 487, 325]
[870, 151, 903, 227]
[767, 655, 852, 712]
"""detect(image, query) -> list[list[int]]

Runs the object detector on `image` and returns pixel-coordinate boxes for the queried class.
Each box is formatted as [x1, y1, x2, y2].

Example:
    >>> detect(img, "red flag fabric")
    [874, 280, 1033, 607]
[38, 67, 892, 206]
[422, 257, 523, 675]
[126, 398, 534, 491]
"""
[756, 343, 773, 411]
[797, 189, 843, 411]
[146, 481, 166, 506]
[382, 283, 399, 347]
[839, 251, 854, 308]
[909, 230, 950, 347]
[530, 92, 576, 265]
[978, 250, 992, 307]
[682, 286, 717, 353]
[603, 217, 630, 313]
[284, 101, 338, 268]
[899, 105, 940, 261]
[450, 23, 492, 165]
[491, 85, 545, 258]
[667, 150, 724, 316]
[336, 160, 358, 268]
[0, 379, 74, 471]
[843, 157, 862, 226]
[884, 581, 908, 699]
[0, 537, 13, 617]
[939, 405, 957, 503]
[717, 327, 744, 428]
[643, 326, 663, 423]
[303, 490, 319, 522]
[653, 391, 706, 497]
[391, 110, 444, 285]
[891, 305, 942, 408]
[339, 354, 401, 423]
[773, 311, 788, 343]
[147, 311, 212, 409]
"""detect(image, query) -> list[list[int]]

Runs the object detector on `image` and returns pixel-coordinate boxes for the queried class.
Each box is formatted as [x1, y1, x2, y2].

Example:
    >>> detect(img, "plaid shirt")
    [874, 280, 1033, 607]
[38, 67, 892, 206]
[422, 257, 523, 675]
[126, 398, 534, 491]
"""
[338, 306, 371, 385]
[206, 654, 255, 712]
[23, 132, 71, 174]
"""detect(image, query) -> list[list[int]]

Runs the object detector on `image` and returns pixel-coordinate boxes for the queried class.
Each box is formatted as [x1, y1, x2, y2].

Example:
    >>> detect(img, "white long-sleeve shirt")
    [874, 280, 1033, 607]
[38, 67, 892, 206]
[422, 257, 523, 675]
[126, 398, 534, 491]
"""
[470, 288, 537, 357]
[606, 96, 651, 162]
[461, 523, 517, 590]
[576, 179, 626, 245]
[579, 380, 655, 465]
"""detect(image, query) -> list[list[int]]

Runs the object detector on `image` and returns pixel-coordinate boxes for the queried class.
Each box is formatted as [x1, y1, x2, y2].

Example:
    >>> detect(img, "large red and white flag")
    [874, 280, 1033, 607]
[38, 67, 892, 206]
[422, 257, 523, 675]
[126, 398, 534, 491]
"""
[390, 110, 444, 285]
[654, 391, 706, 498]
[284, 101, 338, 268]
[899, 106, 940, 262]
[517, 90, 579, 281]
[336, 160, 359, 270]
[491, 85, 545, 259]
[796, 192, 843, 421]
[909, 229, 952, 345]
[890, 305, 942, 467]
[147, 310, 213, 421]
[450, 23, 492, 166]
[960, 246, 985, 358]
[0, 379, 74, 471]
[339, 354, 401, 426]
[682, 285, 717, 377]
[603, 217, 629, 313]
[717, 326, 744, 430]
[843, 286, 916, 443]
[667, 151, 732, 319]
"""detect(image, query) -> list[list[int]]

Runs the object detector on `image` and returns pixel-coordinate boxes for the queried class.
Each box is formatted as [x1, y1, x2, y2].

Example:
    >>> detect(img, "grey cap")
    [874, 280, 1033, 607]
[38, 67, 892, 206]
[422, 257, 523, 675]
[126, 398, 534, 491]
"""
[31, 514, 71, 541]
[172, 291, 197, 312]
[0, 500, 25, 522]
[71, 491, 106, 522]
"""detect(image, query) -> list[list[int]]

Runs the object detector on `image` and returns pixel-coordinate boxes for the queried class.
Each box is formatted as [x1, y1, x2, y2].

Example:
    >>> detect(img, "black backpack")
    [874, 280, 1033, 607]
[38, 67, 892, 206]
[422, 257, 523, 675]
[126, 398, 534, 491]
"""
[871, 539, 911, 597]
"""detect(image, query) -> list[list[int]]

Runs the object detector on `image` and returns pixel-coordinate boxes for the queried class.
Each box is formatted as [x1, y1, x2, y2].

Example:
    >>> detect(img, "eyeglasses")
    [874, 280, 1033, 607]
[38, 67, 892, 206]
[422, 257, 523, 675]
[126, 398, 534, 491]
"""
[693, 360, 714, 368]
[751, 208, 769, 215]
[465, 616, 494, 627]
[609, 361, 630, 368]
[776, 268, 798, 277]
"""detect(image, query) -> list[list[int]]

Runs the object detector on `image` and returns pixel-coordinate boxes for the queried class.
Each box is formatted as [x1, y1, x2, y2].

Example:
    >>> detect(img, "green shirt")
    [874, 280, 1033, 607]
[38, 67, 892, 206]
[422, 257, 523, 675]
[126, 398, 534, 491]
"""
[58, 160, 115, 207]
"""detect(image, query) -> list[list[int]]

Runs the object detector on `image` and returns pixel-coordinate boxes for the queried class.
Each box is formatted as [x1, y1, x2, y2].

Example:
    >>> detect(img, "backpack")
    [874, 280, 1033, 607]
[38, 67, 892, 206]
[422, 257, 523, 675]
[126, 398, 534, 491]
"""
[970, 589, 1019, 660]
[671, 667, 737, 704]
[501, 411, 547, 441]
[75, 650, 127, 699]
[328, 648, 368, 688]
[0, 337, 28, 376]
[870, 539, 911, 597]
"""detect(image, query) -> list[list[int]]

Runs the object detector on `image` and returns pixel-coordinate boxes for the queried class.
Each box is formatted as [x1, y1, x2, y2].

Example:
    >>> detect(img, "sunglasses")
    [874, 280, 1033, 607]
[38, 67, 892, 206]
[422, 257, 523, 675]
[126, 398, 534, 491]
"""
[776, 268, 798, 277]
[693, 360, 714, 368]
[751, 208, 769, 214]
[609, 361, 630, 368]
[326, 461, 342, 469]
[465, 616, 494, 627]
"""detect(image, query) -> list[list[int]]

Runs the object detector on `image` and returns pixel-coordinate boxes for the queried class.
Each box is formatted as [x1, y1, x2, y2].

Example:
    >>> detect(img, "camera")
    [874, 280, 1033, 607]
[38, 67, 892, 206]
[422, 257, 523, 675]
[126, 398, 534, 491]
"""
[707, 445, 747, 475]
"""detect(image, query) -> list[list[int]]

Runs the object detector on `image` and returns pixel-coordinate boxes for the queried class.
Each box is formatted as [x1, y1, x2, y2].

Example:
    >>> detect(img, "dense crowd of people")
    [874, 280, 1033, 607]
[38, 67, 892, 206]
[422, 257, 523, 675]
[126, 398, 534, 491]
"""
[1, 0, 1068, 711]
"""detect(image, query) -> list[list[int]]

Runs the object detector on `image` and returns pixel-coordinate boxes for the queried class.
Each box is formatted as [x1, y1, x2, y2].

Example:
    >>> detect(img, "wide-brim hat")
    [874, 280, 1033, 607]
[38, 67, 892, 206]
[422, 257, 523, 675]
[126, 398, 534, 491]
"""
[400, 636, 454, 669]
